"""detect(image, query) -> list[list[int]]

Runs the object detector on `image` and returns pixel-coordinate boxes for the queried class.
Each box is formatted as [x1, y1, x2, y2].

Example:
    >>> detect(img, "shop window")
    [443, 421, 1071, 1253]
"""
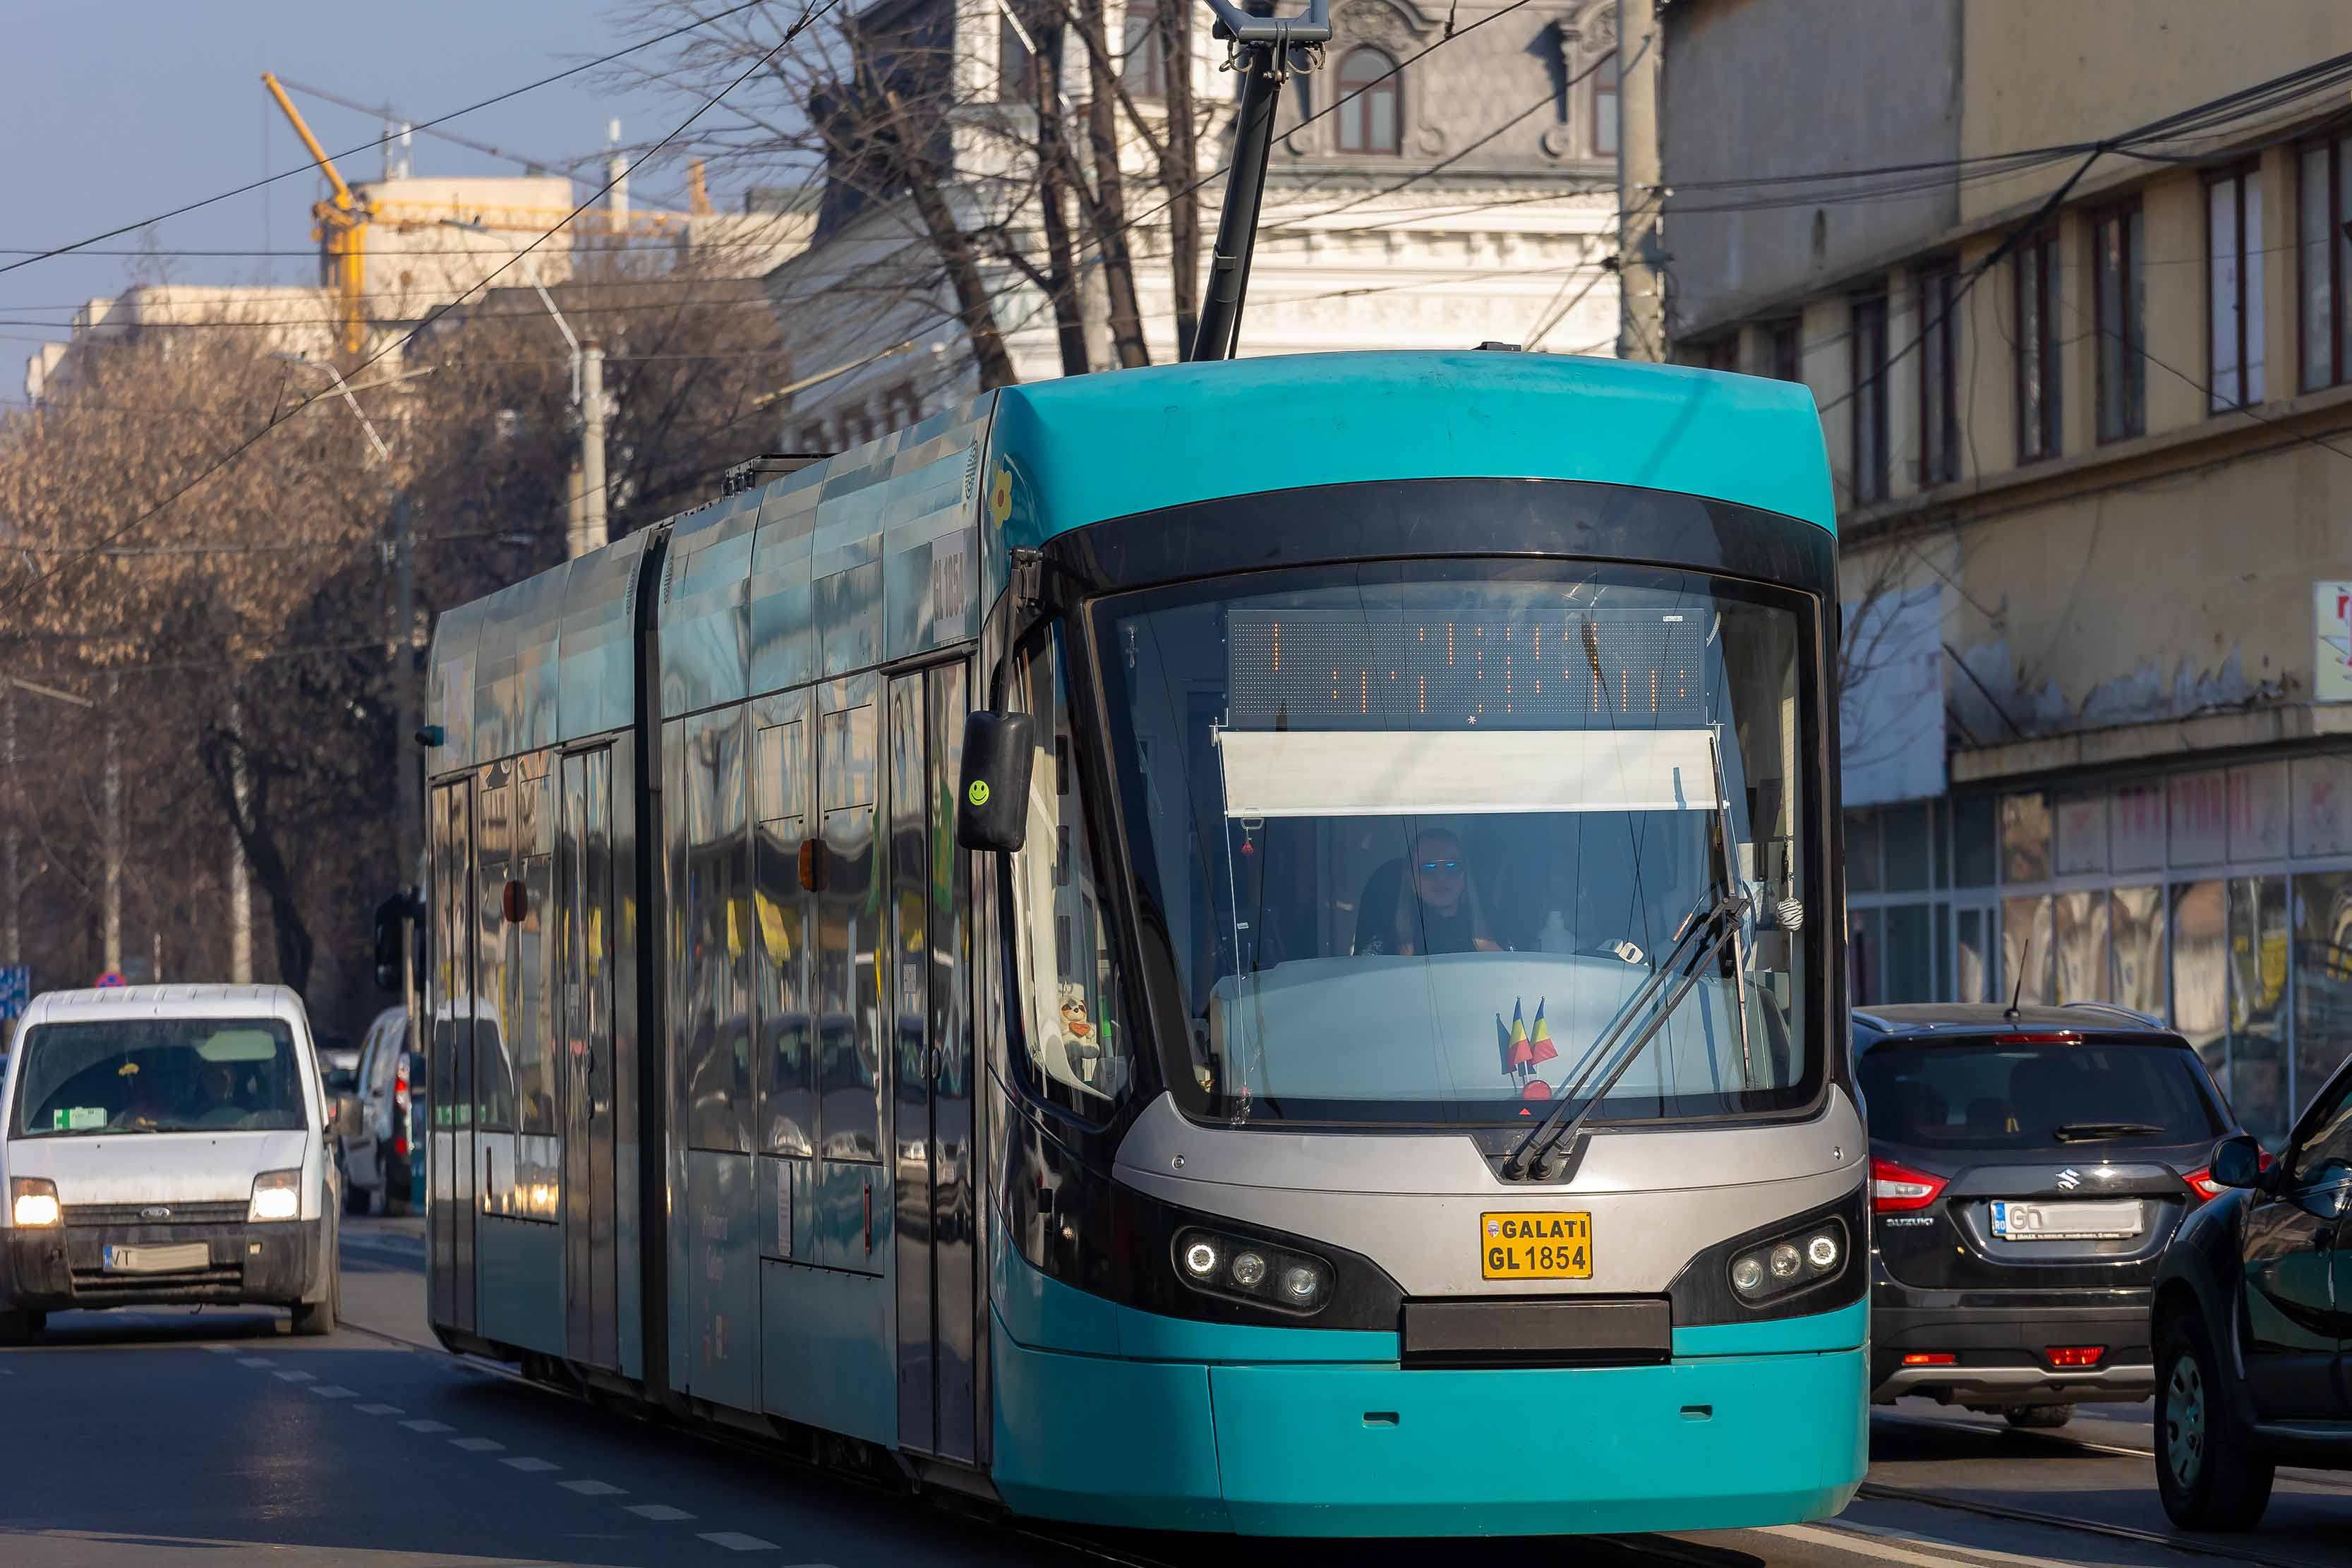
[2171, 881, 2228, 1078]
[2054, 790, 2109, 877]
[1955, 907, 1994, 1002]
[1844, 807, 1883, 893]
[2292, 871, 2352, 1129]
[2054, 889, 2111, 1003]
[2003, 894, 2054, 1006]
[2229, 874, 2291, 1146]
[1952, 794, 1996, 887]
[1885, 904, 1934, 1002]
[1883, 802, 1932, 891]
[2001, 792, 2051, 884]
[2112, 885, 2164, 1016]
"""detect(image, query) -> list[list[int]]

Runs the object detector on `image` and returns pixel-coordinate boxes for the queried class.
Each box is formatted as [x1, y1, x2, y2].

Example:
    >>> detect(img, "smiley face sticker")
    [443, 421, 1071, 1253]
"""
[967, 779, 991, 808]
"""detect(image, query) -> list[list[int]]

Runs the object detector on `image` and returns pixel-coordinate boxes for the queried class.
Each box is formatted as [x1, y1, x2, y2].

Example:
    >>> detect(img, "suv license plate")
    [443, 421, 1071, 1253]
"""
[1480, 1212, 1593, 1279]
[1991, 1199, 2143, 1241]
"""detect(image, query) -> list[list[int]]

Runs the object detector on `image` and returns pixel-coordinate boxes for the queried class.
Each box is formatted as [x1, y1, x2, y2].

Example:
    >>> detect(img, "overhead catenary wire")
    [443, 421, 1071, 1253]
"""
[1, 0, 846, 617]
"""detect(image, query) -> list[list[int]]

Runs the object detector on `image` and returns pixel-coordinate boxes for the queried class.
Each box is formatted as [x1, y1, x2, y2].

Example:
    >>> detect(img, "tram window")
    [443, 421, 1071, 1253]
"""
[818, 701, 883, 1161]
[477, 783, 514, 1132]
[677, 708, 754, 1154]
[515, 764, 555, 1135]
[755, 719, 815, 1157]
[1009, 634, 1132, 1116]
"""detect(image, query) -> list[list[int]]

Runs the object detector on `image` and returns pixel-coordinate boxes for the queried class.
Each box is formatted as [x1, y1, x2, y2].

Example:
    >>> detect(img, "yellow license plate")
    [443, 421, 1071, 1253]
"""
[1480, 1212, 1593, 1279]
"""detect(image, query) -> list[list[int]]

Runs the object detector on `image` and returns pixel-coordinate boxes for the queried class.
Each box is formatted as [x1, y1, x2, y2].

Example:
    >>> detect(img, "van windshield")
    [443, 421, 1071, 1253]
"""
[10, 1019, 308, 1138]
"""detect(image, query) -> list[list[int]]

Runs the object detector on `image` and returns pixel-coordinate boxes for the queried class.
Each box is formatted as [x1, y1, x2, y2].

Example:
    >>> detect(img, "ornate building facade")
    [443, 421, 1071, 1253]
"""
[764, 0, 1623, 449]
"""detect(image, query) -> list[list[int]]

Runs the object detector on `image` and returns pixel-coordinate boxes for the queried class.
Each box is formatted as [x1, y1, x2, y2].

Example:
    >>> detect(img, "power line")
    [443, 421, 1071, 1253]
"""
[0, 0, 788, 282]
[1, 0, 845, 617]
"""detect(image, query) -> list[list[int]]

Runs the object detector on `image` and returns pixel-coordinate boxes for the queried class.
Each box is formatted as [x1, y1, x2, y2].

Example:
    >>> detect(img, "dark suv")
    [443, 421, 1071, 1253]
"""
[2151, 1056, 2352, 1531]
[1854, 1003, 2243, 1428]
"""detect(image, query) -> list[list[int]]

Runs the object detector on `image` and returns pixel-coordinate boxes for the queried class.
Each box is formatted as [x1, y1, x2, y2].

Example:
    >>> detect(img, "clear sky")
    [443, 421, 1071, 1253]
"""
[1, 1, 698, 366]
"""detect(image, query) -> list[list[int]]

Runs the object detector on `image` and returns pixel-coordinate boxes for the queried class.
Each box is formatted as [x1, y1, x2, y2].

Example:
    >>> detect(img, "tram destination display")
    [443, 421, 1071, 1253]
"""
[1226, 607, 1709, 730]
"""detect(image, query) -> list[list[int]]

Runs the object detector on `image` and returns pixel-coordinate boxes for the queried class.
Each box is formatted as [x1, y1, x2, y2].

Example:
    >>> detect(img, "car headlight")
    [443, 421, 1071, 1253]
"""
[9, 1176, 60, 1229]
[249, 1168, 303, 1223]
[1727, 1218, 1847, 1306]
[1173, 1226, 1332, 1315]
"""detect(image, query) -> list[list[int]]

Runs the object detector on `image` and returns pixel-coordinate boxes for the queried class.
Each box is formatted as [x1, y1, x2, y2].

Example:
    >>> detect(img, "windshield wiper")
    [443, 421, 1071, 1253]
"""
[1500, 890, 1747, 1181]
[2053, 1121, 2164, 1143]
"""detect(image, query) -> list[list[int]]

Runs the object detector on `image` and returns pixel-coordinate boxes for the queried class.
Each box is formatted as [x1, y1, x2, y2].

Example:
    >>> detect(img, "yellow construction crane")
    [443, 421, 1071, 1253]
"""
[261, 72, 696, 356]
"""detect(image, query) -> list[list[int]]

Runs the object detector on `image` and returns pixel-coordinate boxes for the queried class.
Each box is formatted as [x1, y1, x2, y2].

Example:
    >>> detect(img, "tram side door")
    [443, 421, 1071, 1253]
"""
[891, 663, 979, 1464]
[559, 746, 622, 1369]
[430, 779, 479, 1335]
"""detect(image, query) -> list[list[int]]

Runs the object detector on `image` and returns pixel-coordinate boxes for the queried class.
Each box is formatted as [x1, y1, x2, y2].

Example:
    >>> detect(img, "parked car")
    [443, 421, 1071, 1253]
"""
[0, 983, 344, 1341]
[2152, 1056, 2352, 1530]
[1855, 1002, 2243, 1429]
[341, 1006, 421, 1216]
[315, 1032, 360, 1080]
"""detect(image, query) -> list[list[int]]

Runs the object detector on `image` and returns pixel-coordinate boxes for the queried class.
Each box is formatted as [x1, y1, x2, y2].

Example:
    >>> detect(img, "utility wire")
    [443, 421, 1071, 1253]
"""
[0, 0, 788, 281]
[1, 0, 843, 617]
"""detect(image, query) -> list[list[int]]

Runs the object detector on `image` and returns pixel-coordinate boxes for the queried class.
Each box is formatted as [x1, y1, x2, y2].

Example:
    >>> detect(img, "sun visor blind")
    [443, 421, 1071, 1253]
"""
[1212, 728, 1721, 818]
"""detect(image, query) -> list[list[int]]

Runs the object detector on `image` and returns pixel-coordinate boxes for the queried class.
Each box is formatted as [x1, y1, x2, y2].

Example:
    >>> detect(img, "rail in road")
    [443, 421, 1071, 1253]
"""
[1, 1219, 2344, 1568]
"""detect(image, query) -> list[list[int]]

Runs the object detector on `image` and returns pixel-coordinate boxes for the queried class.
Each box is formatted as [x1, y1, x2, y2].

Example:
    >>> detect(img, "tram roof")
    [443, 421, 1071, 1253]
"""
[989, 350, 1835, 537]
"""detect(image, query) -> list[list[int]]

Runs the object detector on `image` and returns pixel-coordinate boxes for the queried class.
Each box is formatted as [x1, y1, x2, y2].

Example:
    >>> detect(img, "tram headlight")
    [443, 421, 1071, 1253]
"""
[1725, 1217, 1850, 1308]
[1171, 1227, 1333, 1315]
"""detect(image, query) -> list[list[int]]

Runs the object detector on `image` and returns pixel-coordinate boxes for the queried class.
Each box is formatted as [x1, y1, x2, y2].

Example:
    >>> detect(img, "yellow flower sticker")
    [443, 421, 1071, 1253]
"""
[987, 463, 1013, 526]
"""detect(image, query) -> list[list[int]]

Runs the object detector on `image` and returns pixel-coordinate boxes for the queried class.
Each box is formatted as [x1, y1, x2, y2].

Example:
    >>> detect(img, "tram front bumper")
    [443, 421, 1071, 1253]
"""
[989, 1301, 1869, 1536]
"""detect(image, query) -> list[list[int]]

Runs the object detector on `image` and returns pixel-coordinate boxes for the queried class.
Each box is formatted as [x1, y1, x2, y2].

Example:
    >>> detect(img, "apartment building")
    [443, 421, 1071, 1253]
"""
[1663, 0, 2352, 1142]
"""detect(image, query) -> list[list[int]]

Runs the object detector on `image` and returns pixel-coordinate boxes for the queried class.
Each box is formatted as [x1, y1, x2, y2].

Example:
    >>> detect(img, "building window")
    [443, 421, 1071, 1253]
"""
[2014, 223, 2063, 462]
[2207, 164, 2266, 412]
[1915, 263, 1960, 488]
[2092, 201, 2146, 442]
[1119, 4, 1166, 98]
[1592, 52, 1619, 158]
[1694, 336, 1738, 373]
[1766, 317, 1802, 383]
[1001, 11, 1037, 102]
[2298, 131, 2351, 392]
[1849, 290, 1890, 505]
[1335, 48, 1401, 155]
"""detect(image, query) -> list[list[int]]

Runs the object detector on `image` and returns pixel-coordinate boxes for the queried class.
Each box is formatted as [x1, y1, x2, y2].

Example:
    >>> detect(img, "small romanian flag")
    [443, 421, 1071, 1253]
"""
[1504, 999, 1533, 1071]
[1528, 1000, 1559, 1066]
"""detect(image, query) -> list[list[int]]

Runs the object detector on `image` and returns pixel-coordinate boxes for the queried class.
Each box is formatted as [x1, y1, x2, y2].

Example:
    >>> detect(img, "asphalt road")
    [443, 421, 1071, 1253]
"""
[3, 1219, 2348, 1568]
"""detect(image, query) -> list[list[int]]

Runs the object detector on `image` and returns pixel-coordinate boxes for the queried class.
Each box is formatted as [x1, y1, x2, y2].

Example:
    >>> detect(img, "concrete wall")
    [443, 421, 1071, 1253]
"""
[1660, 0, 1961, 334]
[1958, 0, 2352, 223]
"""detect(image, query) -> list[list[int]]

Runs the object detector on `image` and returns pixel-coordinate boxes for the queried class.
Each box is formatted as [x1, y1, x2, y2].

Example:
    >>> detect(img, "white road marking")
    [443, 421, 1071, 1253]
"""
[625, 1504, 696, 1521]
[201, 1344, 237, 1354]
[354, 1404, 402, 1416]
[560, 1480, 625, 1496]
[272, 1370, 314, 1383]
[1767, 1524, 2002, 1568]
[236, 1357, 274, 1368]
[450, 1437, 506, 1452]
[400, 1419, 454, 1434]
[309, 1385, 356, 1399]
[1825, 1519, 2066, 1568]
[501, 1457, 560, 1472]
[698, 1533, 778, 1552]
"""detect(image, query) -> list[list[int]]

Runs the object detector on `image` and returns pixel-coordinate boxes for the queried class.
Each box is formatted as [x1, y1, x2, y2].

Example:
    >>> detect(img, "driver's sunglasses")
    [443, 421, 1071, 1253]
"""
[1417, 860, 1461, 873]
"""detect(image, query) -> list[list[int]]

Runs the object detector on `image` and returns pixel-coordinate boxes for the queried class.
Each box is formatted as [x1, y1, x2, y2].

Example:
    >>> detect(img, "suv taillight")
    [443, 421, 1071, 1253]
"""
[393, 1054, 411, 1158]
[1871, 1155, 1948, 1213]
[2183, 1167, 2224, 1201]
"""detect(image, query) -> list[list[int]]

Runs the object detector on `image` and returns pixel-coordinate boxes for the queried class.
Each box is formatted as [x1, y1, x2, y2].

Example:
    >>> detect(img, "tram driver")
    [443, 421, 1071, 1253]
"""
[1364, 828, 1504, 957]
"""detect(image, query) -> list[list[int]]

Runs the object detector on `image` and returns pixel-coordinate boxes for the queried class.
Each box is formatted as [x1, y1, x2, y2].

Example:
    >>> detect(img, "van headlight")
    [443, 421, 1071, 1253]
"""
[249, 1169, 303, 1223]
[10, 1176, 60, 1229]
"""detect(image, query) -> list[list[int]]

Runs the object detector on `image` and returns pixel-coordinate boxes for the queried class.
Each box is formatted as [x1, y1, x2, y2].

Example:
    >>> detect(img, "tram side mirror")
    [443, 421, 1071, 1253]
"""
[2209, 1133, 2267, 1191]
[957, 711, 1036, 852]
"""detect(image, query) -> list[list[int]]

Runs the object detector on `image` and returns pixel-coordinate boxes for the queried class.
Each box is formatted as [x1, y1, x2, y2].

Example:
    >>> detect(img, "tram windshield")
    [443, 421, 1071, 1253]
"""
[1090, 562, 1817, 1126]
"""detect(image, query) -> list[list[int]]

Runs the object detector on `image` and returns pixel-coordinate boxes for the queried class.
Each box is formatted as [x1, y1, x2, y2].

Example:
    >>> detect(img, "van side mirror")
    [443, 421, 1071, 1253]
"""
[2210, 1133, 2267, 1191]
[956, 710, 1036, 852]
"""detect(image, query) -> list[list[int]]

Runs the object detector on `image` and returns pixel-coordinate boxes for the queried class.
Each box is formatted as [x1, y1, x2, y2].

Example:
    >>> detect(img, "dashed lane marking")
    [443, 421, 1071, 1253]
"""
[201, 1345, 237, 1354]
[354, 1404, 402, 1416]
[272, 1369, 315, 1382]
[1768, 1525, 2008, 1568]
[560, 1480, 625, 1496]
[309, 1385, 356, 1399]
[501, 1457, 560, 1472]
[625, 1504, 696, 1521]
[235, 1357, 273, 1368]
[400, 1419, 454, 1434]
[699, 1533, 778, 1552]
[450, 1437, 506, 1452]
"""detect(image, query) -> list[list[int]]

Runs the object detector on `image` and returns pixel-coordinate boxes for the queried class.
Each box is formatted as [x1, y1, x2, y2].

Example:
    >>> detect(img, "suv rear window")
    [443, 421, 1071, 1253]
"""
[1859, 1037, 2224, 1152]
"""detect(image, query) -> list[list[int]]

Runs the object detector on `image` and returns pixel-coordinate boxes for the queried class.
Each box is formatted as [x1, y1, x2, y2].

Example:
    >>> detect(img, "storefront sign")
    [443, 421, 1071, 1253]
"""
[2320, 581, 2352, 703]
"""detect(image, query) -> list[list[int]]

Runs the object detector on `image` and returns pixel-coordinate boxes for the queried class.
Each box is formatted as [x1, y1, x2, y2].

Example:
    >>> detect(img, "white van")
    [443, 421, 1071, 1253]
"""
[341, 1005, 420, 1216]
[0, 984, 342, 1343]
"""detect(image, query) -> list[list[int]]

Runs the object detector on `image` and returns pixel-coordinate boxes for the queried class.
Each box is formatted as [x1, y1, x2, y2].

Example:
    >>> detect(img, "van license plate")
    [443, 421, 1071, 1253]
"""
[103, 1243, 210, 1274]
[1990, 1200, 2142, 1241]
[1480, 1212, 1593, 1279]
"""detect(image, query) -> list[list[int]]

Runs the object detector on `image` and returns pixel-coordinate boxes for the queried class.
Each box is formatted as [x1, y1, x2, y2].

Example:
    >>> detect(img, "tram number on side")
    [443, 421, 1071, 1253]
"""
[1480, 1212, 1593, 1280]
